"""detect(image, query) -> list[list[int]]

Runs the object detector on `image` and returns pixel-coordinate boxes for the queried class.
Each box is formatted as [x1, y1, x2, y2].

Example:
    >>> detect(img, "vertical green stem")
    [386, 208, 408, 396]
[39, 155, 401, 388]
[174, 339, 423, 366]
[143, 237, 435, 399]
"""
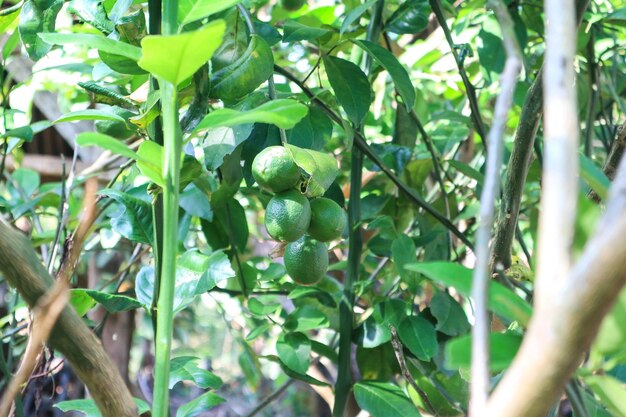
[333, 2, 384, 416]
[152, 3, 179, 417]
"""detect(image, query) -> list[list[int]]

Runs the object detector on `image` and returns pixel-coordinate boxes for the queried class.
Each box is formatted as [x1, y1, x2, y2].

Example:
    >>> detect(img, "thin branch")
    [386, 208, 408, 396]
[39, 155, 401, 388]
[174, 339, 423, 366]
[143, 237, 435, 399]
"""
[389, 325, 438, 416]
[534, 0, 580, 308]
[428, 0, 489, 149]
[490, 0, 592, 270]
[484, 156, 626, 417]
[243, 380, 294, 417]
[469, 1, 522, 414]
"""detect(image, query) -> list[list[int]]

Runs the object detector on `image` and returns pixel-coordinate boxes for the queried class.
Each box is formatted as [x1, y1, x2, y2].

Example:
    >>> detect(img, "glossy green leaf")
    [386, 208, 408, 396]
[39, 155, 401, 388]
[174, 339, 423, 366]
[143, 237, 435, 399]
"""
[392, 235, 419, 283]
[585, 375, 626, 417]
[178, 0, 242, 26]
[354, 381, 422, 417]
[76, 132, 139, 161]
[353, 40, 415, 110]
[407, 262, 532, 326]
[136, 141, 166, 187]
[340, 0, 377, 35]
[385, 0, 430, 35]
[55, 398, 150, 417]
[445, 332, 523, 372]
[179, 183, 213, 221]
[196, 99, 308, 131]
[68, 0, 115, 34]
[398, 315, 438, 361]
[38, 33, 141, 60]
[276, 332, 311, 375]
[285, 144, 339, 197]
[430, 291, 470, 336]
[54, 109, 126, 124]
[69, 289, 97, 316]
[282, 20, 330, 42]
[138, 20, 226, 85]
[19, 0, 63, 60]
[169, 356, 222, 390]
[83, 290, 143, 312]
[176, 392, 225, 417]
[580, 154, 610, 200]
[99, 189, 153, 245]
[323, 55, 372, 126]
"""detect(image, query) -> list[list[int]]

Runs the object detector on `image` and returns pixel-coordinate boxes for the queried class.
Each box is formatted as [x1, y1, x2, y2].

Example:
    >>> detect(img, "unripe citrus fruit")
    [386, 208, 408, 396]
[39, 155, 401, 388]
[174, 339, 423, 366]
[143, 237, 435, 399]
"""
[284, 235, 328, 285]
[281, 0, 306, 11]
[308, 197, 347, 242]
[252, 146, 301, 193]
[265, 189, 311, 242]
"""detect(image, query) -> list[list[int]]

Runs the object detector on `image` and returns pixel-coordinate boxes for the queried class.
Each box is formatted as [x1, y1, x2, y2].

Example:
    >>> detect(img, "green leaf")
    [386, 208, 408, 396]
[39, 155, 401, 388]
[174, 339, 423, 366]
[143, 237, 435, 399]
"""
[593, 288, 626, 357]
[392, 235, 418, 283]
[201, 124, 254, 171]
[83, 290, 143, 312]
[276, 332, 311, 375]
[99, 189, 153, 245]
[445, 332, 522, 372]
[447, 160, 484, 184]
[355, 315, 391, 348]
[19, 0, 64, 60]
[284, 305, 330, 332]
[430, 291, 470, 336]
[76, 132, 139, 161]
[353, 40, 416, 110]
[169, 356, 222, 390]
[282, 20, 330, 42]
[354, 381, 422, 417]
[38, 33, 141, 60]
[176, 392, 225, 417]
[340, 0, 377, 35]
[247, 298, 281, 316]
[138, 20, 226, 85]
[69, 289, 97, 316]
[136, 141, 166, 188]
[180, 183, 213, 221]
[585, 375, 626, 417]
[285, 144, 339, 197]
[580, 154, 610, 200]
[407, 262, 532, 326]
[179, 0, 242, 26]
[68, 0, 115, 34]
[286, 105, 332, 150]
[54, 109, 126, 124]
[196, 99, 308, 132]
[0, 7, 20, 35]
[195, 250, 236, 293]
[385, 0, 430, 35]
[323, 55, 372, 125]
[55, 398, 150, 417]
[398, 315, 438, 361]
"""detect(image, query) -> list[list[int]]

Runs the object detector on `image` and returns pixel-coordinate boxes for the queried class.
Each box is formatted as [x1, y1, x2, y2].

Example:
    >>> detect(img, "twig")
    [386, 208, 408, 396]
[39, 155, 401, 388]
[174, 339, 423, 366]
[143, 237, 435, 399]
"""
[534, 0, 580, 307]
[408, 357, 467, 414]
[469, 1, 521, 414]
[242, 380, 294, 417]
[428, 0, 489, 150]
[274, 65, 474, 249]
[389, 325, 438, 415]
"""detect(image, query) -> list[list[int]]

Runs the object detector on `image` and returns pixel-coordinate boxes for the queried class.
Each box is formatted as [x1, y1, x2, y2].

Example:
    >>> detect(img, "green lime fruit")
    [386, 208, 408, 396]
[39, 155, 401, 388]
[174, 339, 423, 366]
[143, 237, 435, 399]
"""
[308, 197, 347, 242]
[265, 189, 311, 242]
[281, 0, 306, 11]
[252, 146, 301, 193]
[284, 235, 328, 285]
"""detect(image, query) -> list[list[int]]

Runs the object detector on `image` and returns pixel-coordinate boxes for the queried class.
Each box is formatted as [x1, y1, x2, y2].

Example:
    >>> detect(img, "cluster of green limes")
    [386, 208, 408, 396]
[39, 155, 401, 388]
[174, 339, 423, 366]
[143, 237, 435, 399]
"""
[251, 146, 347, 285]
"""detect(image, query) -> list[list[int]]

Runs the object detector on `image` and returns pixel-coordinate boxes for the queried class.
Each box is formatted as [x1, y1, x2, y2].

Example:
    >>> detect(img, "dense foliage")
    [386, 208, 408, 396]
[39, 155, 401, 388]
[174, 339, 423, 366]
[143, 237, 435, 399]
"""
[0, 0, 624, 416]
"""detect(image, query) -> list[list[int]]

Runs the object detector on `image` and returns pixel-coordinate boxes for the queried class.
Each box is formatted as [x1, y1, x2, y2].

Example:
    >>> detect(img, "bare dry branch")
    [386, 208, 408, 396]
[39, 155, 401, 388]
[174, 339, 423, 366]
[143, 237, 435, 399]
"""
[484, 155, 626, 417]
[469, 1, 522, 413]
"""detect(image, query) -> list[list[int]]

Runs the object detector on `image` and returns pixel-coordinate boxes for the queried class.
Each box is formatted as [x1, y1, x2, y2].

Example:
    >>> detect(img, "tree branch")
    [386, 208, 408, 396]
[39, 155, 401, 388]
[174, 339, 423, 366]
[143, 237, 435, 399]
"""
[469, 0, 522, 413]
[490, 0, 592, 269]
[484, 155, 626, 417]
[0, 220, 139, 417]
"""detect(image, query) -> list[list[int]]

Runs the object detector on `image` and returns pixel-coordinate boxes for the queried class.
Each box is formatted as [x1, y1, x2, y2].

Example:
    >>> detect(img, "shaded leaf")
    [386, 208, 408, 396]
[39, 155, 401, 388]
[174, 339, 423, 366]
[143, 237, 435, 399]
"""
[445, 332, 522, 372]
[100, 189, 153, 245]
[276, 332, 311, 374]
[19, 0, 63, 60]
[398, 315, 438, 361]
[386, 0, 430, 35]
[323, 55, 372, 126]
[176, 392, 225, 417]
[283, 19, 330, 42]
[169, 356, 222, 390]
[430, 291, 470, 336]
[285, 144, 339, 197]
[354, 381, 422, 417]
[76, 132, 139, 161]
[38, 32, 141, 60]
